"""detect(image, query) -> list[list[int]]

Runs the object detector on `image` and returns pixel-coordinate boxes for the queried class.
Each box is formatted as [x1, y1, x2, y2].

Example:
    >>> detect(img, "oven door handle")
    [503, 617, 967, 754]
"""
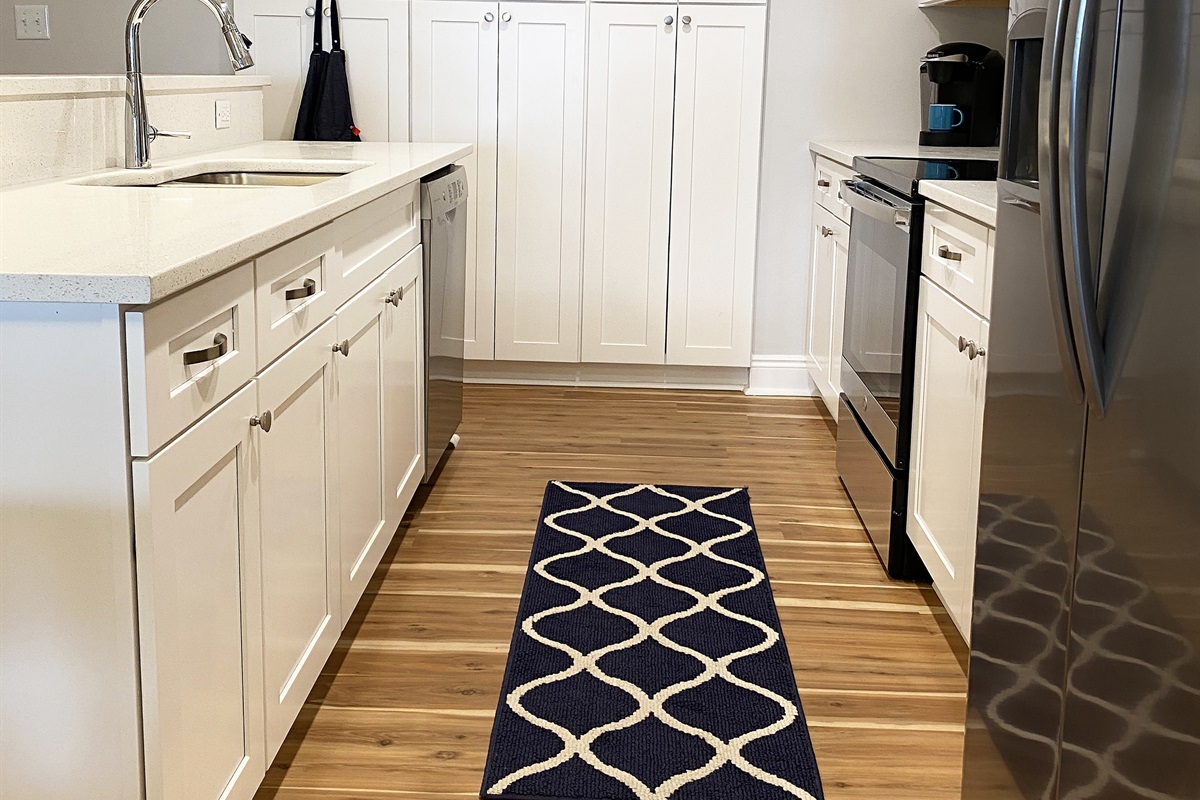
[841, 180, 913, 231]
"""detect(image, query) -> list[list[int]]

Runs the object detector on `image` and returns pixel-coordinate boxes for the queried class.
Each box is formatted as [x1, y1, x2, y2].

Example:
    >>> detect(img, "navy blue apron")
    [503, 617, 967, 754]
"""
[293, 0, 361, 142]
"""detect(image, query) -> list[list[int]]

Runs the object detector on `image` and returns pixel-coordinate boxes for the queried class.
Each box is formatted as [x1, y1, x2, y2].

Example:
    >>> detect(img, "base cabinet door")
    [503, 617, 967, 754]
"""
[493, 1, 587, 363]
[238, 0, 410, 142]
[411, 0, 499, 361]
[580, 3, 676, 365]
[255, 318, 341, 760]
[132, 383, 265, 800]
[806, 205, 850, 420]
[666, 4, 766, 368]
[908, 277, 989, 639]
[383, 254, 426, 525]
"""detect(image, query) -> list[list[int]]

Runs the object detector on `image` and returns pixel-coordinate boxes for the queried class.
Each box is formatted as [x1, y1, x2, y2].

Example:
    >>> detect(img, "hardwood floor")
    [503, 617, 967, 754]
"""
[255, 385, 969, 800]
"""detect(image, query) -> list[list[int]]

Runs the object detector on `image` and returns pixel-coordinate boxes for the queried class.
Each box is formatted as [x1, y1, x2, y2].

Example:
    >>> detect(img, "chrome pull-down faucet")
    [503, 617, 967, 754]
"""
[125, 0, 255, 169]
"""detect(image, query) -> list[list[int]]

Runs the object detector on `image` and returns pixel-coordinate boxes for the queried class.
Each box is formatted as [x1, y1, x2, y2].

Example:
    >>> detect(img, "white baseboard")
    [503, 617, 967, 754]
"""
[463, 360, 750, 391]
[745, 355, 817, 397]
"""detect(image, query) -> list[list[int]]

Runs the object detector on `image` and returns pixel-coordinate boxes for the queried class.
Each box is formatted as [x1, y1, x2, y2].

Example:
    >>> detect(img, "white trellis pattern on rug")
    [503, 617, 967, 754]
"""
[486, 482, 819, 800]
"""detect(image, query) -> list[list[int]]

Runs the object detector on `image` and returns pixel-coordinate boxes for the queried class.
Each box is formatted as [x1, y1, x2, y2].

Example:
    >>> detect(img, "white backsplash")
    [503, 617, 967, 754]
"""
[0, 75, 269, 187]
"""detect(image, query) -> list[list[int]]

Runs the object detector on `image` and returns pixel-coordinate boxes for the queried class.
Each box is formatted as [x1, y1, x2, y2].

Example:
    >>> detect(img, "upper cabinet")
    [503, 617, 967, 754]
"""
[238, 0, 410, 142]
[666, 4, 765, 367]
[411, 0, 499, 361]
[411, 0, 767, 369]
[493, 2, 588, 363]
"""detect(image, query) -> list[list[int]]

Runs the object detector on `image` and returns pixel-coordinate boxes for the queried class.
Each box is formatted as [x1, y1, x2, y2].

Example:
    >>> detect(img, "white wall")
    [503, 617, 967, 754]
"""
[752, 0, 1008, 359]
[0, 0, 233, 74]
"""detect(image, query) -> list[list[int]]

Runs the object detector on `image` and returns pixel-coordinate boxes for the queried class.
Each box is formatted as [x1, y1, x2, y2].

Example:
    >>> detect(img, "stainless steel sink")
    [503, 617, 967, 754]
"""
[160, 170, 346, 187]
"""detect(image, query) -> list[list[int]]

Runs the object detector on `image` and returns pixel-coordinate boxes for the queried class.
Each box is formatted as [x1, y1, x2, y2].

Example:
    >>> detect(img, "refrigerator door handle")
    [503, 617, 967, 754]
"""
[1060, 0, 1109, 415]
[1039, 0, 1085, 403]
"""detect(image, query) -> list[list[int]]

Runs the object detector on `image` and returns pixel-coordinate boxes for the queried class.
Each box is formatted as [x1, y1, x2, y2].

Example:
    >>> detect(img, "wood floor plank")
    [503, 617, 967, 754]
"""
[254, 385, 968, 800]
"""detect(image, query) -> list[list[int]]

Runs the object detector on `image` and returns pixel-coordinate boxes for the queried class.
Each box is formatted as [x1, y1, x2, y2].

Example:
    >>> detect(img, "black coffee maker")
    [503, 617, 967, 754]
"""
[920, 42, 1005, 147]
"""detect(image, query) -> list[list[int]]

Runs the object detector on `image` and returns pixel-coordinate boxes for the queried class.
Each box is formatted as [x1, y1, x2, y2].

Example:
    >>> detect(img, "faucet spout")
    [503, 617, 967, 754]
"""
[125, 0, 256, 169]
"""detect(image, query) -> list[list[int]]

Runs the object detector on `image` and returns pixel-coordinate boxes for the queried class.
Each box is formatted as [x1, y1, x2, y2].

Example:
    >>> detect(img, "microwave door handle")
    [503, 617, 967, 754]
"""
[1039, 0, 1085, 403]
[1061, 0, 1109, 415]
[841, 181, 911, 229]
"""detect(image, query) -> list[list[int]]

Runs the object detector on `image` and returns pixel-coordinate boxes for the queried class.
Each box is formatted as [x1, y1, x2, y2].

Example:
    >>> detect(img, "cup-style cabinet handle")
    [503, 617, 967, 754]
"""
[250, 410, 273, 433]
[484, 11, 494, 22]
[285, 278, 317, 301]
[183, 332, 229, 366]
[938, 245, 963, 262]
[332, 339, 351, 357]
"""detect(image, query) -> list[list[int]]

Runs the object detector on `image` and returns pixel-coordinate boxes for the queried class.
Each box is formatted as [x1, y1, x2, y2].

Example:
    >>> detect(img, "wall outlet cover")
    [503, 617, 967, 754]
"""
[14, 5, 50, 40]
[215, 99, 231, 130]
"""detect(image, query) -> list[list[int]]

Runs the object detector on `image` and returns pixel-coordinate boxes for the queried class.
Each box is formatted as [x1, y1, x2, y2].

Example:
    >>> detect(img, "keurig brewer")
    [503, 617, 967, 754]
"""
[920, 42, 1005, 147]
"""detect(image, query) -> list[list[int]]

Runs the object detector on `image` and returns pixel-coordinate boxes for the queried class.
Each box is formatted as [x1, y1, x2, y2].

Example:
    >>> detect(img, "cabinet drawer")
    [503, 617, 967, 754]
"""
[332, 183, 421, 308]
[922, 203, 994, 318]
[814, 155, 854, 224]
[255, 222, 339, 369]
[127, 263, 257, 457]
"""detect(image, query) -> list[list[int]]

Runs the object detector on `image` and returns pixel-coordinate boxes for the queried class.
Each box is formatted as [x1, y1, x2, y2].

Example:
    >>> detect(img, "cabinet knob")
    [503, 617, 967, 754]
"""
[820, 226, 834, 238]
[385, 288, 403, 307]
[332, 339, 352, 357]
[959, 337, 986, 360]
[250, 410, 273, 433]
[681, 15, 692, 25]
[501, 11, 511, 22]
[305, 6, 314, 16]
[938, 244, 963, 262]
[665, 15, 674, 26]
[484, 11, 494, 22]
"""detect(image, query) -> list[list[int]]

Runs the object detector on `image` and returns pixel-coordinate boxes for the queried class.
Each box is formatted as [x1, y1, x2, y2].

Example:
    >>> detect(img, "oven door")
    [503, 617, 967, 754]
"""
[840, 178, 918, 470]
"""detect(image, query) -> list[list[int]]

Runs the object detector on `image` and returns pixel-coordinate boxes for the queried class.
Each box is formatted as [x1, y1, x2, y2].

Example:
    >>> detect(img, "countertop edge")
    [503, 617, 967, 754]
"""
[918, 180, 999, 228]
[0, 143, 473, 305]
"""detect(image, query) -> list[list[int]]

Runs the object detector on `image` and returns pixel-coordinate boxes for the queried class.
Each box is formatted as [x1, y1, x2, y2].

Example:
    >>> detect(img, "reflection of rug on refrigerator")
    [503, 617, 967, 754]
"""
[481, 481, 824, 800]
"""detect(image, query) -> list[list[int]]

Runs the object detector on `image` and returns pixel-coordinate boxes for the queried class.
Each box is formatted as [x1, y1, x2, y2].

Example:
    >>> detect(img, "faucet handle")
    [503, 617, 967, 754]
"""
[149, 127, 193, 141]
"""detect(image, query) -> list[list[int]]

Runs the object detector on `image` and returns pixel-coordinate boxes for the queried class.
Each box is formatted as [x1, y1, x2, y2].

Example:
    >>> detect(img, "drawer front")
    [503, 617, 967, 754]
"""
[814, 156, 854, 224]
[127, 263, 257, 457]
[332, 183, 421, 308]
[922, 203, 994, 318]
[255, 224, 339, 368]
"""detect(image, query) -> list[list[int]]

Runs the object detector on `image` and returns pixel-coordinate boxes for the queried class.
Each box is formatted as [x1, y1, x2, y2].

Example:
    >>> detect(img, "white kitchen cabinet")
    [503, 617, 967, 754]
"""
[382, 266, 425, 529]
[132, 383, 265, 800]
[806, 205, 850, 420]
[493, 2, 587, 363]
[666, 4, 766, 367]
[238, 0, 410, 142]
[411, 0, 499, 361]
[255, 317, 341, 761]
[580, 3, 676, 365]
[908, 276, 990, 640]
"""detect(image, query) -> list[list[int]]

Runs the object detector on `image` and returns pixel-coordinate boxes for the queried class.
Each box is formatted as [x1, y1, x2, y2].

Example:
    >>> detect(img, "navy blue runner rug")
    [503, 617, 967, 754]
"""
[481, 482, 824, 800]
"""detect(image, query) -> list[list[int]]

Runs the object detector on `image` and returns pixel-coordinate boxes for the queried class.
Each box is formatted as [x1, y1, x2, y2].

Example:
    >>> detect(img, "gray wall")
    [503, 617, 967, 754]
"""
[752, 0, 1009, 358]
[0, 0, 233, 74]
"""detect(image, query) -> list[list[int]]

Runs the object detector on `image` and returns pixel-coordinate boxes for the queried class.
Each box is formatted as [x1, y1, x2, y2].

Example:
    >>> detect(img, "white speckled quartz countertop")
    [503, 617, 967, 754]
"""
[0, 140, 472, 304]
[809, 139, 1000, 167]
[919, 180, 999, 228]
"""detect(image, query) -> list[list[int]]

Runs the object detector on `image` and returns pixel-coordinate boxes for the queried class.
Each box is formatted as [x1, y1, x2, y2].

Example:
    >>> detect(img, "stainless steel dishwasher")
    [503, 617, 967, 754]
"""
[420, 165, 468, 481]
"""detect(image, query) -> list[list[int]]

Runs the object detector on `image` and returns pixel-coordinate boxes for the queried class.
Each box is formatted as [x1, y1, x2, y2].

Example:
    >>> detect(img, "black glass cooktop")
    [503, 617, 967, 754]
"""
[853, 156, 998, 198]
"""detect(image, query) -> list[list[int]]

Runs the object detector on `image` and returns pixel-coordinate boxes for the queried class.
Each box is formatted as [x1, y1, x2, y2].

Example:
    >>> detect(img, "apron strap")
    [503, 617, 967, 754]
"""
[329, 0, 342, 51]
[311, 0, 323, 52]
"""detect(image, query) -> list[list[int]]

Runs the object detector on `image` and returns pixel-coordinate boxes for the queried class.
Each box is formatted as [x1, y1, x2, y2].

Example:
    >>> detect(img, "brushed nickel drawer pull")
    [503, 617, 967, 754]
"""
[182, 332, 228, 366]
[816, 179, 831, 188]
[285, 278, 317, 301]
[938, 245, 963, 262]
[250, 410, 273, 433]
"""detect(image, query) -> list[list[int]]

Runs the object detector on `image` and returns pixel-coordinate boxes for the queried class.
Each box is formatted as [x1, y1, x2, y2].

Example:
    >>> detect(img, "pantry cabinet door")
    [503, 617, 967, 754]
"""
[332, 271, 391, 627]
[493, 1, 587, 363]
[580, 3, 677, 365]
[411, 0, 499, 360]
[255, 318, 340, 761]
[382, 258, 425, 526]
[132, 383, 265, 800]
[666, 4, 766, 367]
[908, 277, 989, 641]
[238, 0, 410, 142]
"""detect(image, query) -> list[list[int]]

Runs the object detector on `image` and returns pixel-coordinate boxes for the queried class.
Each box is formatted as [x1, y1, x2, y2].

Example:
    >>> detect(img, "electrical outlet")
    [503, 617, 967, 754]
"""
[14, 5, 50, 40]
[215, 100, 231, 130]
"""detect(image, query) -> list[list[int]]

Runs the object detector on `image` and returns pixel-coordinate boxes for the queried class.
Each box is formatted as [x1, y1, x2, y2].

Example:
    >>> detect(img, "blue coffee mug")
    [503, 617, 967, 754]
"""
[929, 104, 966, 131]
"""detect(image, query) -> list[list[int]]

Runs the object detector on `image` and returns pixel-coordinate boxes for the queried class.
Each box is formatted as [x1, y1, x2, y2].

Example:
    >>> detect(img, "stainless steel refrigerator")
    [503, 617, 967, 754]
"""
[962, 1, 1200, 798]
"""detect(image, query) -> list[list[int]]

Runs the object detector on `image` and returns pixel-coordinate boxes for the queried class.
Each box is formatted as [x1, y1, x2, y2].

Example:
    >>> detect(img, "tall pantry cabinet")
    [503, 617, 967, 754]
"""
[411, 0, 767, 369]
